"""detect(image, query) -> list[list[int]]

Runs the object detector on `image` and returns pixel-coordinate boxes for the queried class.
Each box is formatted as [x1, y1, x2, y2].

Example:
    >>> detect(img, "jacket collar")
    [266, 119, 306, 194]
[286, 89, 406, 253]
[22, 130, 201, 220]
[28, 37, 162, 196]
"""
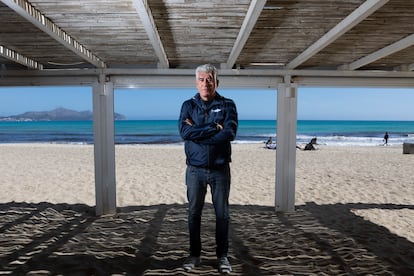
[193, 92, 223, 107]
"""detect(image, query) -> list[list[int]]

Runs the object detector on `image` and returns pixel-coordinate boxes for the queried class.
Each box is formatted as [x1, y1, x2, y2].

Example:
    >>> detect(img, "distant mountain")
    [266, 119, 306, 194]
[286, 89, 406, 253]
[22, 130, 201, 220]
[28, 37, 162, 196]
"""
[0, 107, 126, 121]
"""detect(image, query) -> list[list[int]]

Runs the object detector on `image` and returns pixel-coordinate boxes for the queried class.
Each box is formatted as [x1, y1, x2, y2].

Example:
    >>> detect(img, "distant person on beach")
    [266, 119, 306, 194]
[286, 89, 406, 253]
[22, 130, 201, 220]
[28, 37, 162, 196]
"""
[302, 137, 318, 151]
[384, 132, 389, 145]
[304, 142, 315, 151]
[265, 137, 272, 146]
[178, 64, 238, 273]
[265, 137, 276, 149]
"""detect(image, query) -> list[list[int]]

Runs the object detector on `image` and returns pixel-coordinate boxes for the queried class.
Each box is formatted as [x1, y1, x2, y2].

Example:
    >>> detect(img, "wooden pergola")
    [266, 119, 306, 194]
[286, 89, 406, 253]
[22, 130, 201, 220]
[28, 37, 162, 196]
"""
[1, 0, 414, 215]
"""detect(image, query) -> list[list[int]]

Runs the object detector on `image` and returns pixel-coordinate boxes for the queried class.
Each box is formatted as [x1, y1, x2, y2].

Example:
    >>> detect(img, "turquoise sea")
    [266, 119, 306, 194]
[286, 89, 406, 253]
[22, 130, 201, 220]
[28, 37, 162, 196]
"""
[1, 120, 414, 146]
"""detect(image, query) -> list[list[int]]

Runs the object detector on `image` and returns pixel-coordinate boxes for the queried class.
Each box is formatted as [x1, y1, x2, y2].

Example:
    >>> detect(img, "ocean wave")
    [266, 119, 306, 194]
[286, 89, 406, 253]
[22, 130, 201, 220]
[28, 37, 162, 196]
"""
[1, 120, 414, 146]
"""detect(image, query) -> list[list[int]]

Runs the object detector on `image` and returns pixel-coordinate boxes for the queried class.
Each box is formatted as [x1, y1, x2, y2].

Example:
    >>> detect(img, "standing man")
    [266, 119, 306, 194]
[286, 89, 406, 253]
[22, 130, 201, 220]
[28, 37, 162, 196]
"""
[179, 64, 238, 273]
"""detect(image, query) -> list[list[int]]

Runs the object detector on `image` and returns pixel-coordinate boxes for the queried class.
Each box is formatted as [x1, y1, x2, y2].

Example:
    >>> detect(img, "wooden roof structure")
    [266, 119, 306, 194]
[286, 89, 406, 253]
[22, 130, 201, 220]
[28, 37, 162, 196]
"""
[1, 0, 414, 215]
[1, 0, 413, 77]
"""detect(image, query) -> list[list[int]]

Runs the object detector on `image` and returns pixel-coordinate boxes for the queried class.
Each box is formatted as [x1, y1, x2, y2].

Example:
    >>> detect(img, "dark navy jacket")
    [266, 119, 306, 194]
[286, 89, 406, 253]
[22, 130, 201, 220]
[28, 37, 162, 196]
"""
[179, 92, 238, 168]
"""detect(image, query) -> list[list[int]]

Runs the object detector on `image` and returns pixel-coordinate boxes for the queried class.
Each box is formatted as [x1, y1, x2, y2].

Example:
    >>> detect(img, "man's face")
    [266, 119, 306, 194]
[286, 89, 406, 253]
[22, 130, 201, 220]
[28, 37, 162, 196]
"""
[196, 71, 217, 101]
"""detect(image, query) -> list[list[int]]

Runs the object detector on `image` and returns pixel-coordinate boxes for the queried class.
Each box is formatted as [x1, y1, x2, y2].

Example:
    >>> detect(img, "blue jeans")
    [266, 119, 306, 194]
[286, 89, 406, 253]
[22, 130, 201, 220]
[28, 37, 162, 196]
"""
[186, 164, 231, 258]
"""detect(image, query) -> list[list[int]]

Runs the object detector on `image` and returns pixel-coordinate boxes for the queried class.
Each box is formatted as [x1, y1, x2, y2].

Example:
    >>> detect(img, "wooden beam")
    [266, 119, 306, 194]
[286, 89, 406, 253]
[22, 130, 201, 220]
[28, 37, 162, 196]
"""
[132, 0, 169, 69]
[0, 45, 43, 69]
[287, 0, 389, 69]
[93, 76, 116, 215]
[345, 34, 414, 70]
[224, 0, 266, 69]
[3, 72, 414, 88]
[275, 79, 297, 212]
[1, 0, 106, 68]
[2, 68, 414, 79]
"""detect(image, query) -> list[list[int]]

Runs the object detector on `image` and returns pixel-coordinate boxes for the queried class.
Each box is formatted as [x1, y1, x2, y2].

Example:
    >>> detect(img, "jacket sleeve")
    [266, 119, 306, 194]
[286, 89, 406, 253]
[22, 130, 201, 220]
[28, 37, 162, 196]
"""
[198, 100, 238, 145]
[179, 101, 219, 141]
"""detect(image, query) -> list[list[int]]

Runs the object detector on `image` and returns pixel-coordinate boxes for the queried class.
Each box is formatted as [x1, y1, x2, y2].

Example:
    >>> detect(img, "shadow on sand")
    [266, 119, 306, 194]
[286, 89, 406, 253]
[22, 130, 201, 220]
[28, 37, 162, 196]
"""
[0, 201, 413, 275]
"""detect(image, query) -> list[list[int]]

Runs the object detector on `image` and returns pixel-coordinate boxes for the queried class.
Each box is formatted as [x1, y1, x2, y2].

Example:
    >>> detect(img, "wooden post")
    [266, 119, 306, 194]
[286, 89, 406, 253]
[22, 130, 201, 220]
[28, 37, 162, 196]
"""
[92, 75, 116, 216]
[275, 78, 298, 212]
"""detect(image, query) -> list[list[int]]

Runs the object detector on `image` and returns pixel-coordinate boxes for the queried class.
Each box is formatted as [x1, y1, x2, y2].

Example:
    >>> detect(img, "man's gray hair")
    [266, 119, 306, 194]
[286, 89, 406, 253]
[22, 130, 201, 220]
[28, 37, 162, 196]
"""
[195, 64, 218, 80]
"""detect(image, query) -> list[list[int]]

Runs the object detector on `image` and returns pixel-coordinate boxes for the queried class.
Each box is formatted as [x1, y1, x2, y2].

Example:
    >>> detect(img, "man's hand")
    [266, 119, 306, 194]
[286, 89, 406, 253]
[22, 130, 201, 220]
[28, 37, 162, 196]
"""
[185, 118, 193, 126]
[216, 123, 223, 130]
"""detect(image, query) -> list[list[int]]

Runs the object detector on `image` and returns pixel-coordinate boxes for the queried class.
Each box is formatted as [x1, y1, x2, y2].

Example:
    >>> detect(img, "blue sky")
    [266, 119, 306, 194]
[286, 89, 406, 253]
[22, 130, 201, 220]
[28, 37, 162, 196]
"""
[0, 86, 413, 120]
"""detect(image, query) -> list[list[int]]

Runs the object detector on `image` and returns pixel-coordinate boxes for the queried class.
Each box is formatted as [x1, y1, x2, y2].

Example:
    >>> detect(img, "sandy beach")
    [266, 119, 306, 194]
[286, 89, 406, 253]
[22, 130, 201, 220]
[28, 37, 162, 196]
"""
[0, 143, 413, 275]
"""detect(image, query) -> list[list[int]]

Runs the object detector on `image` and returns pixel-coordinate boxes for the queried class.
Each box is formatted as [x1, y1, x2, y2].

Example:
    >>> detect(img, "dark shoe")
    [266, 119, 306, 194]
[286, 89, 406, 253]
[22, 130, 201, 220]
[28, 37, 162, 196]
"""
[183, 256, 201, 271]
[218, 256, 232, 274]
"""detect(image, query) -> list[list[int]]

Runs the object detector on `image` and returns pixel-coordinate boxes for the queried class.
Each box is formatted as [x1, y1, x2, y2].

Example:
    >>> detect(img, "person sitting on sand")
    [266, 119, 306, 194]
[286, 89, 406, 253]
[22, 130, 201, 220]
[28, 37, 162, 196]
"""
[265, 137, 276, 149]
[304, 142, 315, 151]
[299, 137, 317, 151]
[265, 137, 272, 146]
